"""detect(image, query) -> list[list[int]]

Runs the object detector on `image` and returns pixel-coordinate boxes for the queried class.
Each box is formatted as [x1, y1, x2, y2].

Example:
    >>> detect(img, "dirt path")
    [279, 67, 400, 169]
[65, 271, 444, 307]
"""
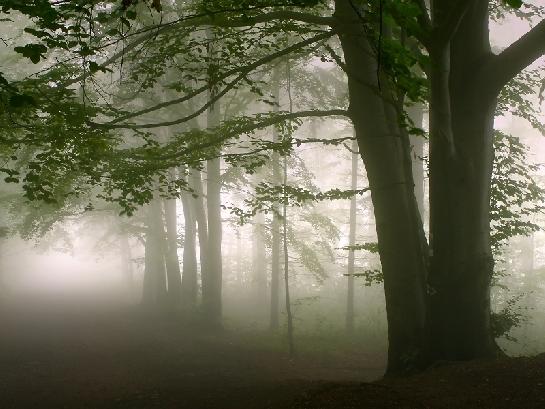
[4, 300, 543, 408]
[0, 301, 383, 409]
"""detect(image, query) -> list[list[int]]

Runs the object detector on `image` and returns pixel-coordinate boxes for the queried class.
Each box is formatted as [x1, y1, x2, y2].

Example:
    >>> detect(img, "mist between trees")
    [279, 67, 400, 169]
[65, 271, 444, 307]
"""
[0, 0, 544, 381]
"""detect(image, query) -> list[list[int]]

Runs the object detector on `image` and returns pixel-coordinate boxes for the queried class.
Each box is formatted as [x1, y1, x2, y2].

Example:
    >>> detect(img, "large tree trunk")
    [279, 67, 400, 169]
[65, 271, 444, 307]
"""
[345, 137, 358, 334]
[334, 0, 428, 374]
[428, 2, 498, 361]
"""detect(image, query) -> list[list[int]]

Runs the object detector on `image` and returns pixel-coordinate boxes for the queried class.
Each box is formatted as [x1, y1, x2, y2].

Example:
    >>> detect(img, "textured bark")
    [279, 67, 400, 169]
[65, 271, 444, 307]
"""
[428, 1, 498, 361]
[335, 0, 428, 374]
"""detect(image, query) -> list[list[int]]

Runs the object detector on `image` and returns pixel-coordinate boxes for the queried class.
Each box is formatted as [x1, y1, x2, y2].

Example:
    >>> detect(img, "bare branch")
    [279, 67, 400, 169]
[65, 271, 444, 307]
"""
[101, 31, 336, 127]
[129, 109, 351, 162]
[486, 18, 545, 93]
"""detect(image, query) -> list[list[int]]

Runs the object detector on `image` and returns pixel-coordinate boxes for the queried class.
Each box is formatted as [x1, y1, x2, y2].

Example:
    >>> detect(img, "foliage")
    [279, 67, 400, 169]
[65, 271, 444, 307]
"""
[490, 131, 545, 254]
[491, 293, 527, 340]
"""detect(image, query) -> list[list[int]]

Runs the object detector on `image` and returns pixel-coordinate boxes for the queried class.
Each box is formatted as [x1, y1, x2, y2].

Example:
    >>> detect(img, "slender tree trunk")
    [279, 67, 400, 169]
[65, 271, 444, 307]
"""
[283, 152, 295, 357]
[181, 177, 198, 312]
[120, 231, 134, 293]
[205, 155, 222, 327]
[346, 137, 358, 334]
[142, 197, 168, 307]
[202, 27, 223, 328]
[270, 69, 281, 331]
[335, 0, 428, 374]
[164, 196, 182, 307]
[190, 169, 209, 290]
[252, 210, 267, 310]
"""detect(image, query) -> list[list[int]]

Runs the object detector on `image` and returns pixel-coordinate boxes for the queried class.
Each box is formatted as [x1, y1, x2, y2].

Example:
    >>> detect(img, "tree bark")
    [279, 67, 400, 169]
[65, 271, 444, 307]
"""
[335, 0, 428, 374]
[428, 1, 498, 361]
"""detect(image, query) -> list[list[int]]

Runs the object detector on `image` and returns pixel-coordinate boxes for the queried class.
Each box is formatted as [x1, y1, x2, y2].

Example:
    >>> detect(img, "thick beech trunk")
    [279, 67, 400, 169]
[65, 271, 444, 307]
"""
[428, 2, 498, 361]
[335, 0, 428, 374]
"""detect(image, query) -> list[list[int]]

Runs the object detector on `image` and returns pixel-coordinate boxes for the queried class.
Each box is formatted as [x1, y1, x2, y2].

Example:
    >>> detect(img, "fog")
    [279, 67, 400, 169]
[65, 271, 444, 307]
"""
[1, 1, 545, 408]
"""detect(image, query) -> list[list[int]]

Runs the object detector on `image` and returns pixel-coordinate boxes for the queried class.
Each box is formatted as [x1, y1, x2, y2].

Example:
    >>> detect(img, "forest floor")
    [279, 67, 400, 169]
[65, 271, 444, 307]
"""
[1, 298, 544, 409]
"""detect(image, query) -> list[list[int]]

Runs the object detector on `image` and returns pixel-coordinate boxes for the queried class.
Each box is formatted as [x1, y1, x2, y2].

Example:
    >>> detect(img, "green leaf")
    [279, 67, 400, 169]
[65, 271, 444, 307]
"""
[9, 93, 36, 108]
[503, 0, 523, 8]
[14, 43, 48, 63]
[125, 9, 137, 20]
[88, 61, 111, 74]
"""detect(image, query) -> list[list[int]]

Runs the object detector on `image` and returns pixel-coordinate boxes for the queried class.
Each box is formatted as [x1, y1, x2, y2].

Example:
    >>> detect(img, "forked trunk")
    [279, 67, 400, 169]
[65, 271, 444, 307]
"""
[428, 2, 498, 360]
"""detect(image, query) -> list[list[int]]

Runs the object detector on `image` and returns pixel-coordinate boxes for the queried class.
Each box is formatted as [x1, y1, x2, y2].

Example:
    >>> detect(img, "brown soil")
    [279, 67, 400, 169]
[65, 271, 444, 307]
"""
[1, 300, 544, 409]
[293, 355, 545, 408]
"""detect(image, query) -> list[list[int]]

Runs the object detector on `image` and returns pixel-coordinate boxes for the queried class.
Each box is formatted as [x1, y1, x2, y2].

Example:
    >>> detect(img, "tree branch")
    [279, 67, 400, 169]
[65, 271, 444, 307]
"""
[129, 109, 351, 162]
[62, 9, 334, 88]
[432, 0, 472, 45]
[101, 31, 336, 127]
[486, 18, 545, 93]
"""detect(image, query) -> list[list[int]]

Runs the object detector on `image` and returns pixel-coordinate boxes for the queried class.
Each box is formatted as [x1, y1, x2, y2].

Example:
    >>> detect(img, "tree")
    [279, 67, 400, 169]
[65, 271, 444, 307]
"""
[2, 0, 544, 375]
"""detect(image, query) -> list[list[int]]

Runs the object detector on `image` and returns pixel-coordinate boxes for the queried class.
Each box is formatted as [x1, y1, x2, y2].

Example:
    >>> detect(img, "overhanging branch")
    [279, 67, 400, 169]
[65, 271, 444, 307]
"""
[98, 31, 336, 128]
[128, 109, 351, 162]
[486, 18, 545, 93]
